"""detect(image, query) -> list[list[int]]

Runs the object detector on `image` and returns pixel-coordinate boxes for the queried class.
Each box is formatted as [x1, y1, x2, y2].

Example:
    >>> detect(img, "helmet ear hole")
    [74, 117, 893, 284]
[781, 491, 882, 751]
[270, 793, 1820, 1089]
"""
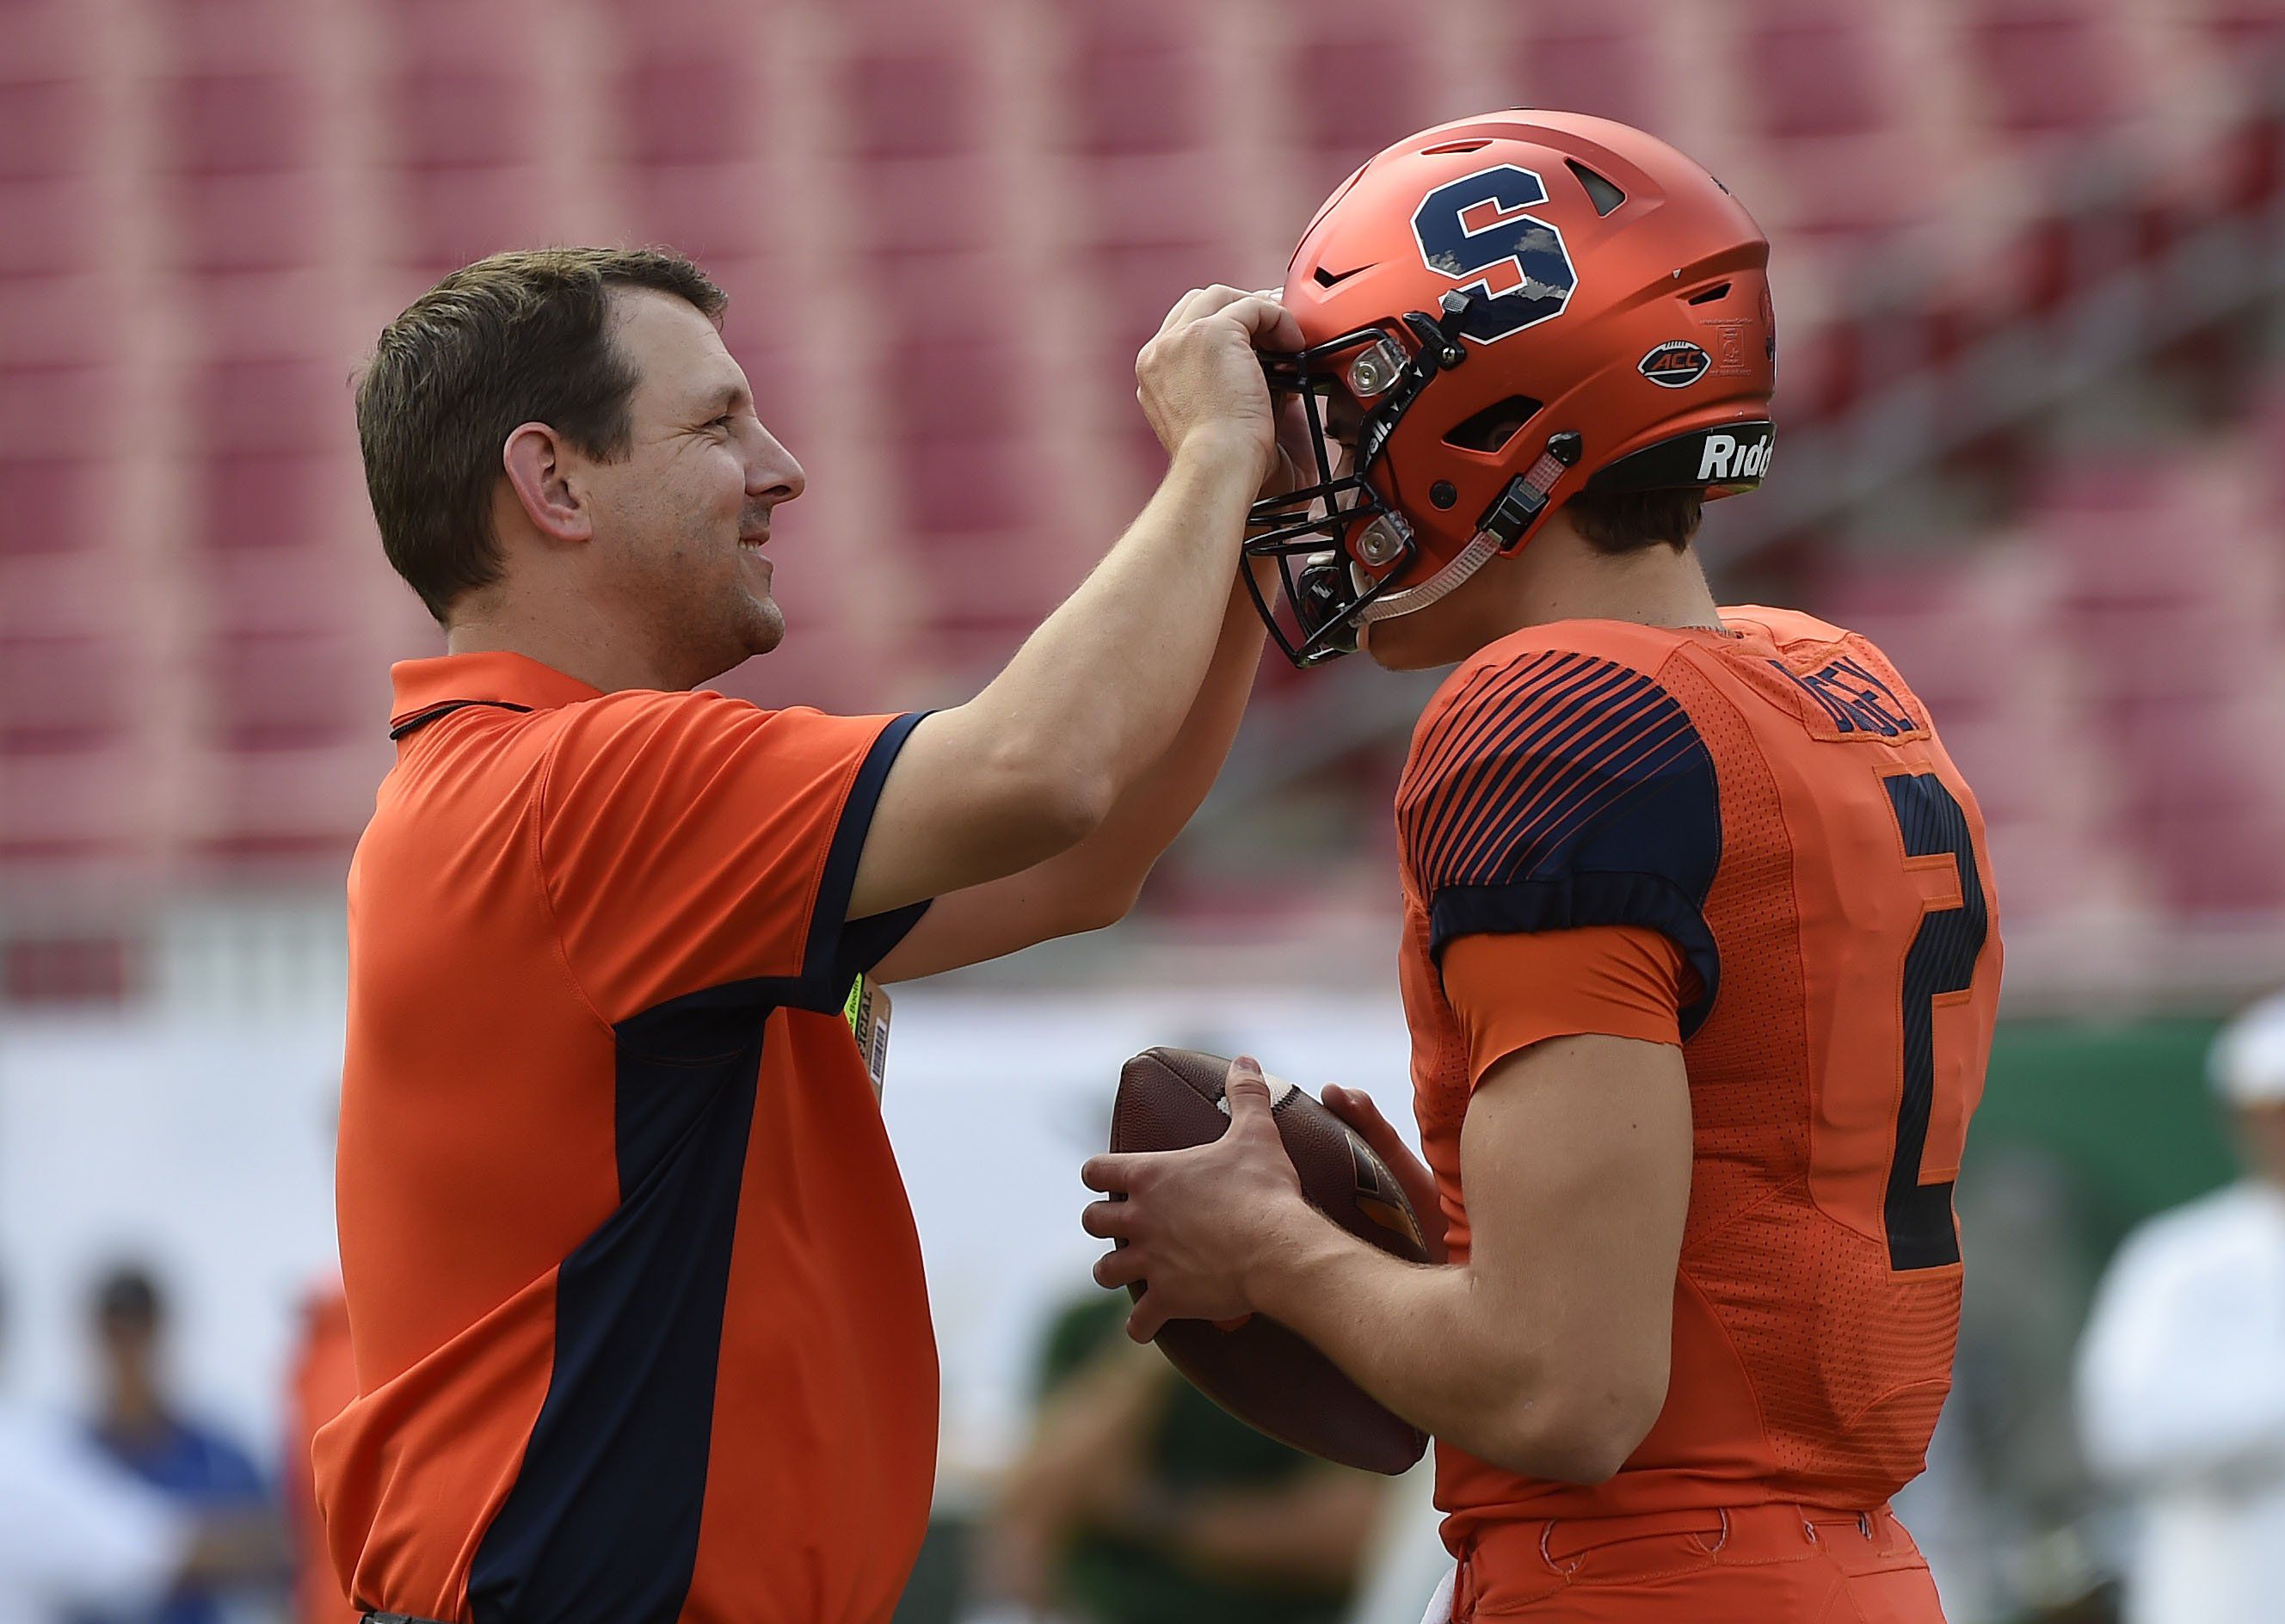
[1442, 395, 1543, 455]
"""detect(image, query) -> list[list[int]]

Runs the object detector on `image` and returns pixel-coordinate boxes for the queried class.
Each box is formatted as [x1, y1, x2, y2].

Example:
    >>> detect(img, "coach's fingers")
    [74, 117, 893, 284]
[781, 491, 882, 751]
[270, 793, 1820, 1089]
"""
[1081, 1199, 1135, 1240]
[1093, 1246, 1146, 1290]
[1156, 282, 1250, 339]
[1155, 286, 1205, 339]
[1210, 294, 1304, 354]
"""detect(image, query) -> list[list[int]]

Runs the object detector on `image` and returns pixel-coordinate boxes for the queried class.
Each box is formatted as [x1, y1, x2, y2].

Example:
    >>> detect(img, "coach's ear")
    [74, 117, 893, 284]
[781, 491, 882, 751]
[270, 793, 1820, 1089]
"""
[502, 421, 594, 546]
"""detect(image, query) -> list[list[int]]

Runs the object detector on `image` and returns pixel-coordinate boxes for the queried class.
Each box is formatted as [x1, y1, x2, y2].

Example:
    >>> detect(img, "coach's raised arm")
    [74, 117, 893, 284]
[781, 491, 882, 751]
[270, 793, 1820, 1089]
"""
[853, 283, 1300, 966]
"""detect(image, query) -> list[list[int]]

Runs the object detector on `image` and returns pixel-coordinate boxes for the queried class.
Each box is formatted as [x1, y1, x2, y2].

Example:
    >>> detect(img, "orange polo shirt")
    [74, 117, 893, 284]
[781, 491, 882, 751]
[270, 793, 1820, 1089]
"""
[316, 652, 936, 1623]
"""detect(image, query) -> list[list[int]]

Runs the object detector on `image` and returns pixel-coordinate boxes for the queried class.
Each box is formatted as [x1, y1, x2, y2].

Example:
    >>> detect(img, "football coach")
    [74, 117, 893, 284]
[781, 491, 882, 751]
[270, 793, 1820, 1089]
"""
[311, 247, 1296, 1623]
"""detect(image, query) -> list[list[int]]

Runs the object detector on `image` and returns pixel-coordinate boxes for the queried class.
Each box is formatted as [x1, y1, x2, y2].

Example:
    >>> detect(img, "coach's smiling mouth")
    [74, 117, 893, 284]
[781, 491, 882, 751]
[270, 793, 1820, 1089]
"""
[738, 530, 770, 554]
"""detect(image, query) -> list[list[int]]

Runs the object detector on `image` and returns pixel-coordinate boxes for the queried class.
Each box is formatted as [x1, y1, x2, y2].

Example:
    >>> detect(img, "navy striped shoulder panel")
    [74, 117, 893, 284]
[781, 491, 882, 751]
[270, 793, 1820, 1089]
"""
[1399, 649, 1724, 1036]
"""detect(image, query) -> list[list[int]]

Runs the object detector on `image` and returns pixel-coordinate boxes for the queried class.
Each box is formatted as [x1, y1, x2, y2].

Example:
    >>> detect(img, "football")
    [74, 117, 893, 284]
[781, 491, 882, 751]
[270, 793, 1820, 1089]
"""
[1108, 1046, 1432, 1475]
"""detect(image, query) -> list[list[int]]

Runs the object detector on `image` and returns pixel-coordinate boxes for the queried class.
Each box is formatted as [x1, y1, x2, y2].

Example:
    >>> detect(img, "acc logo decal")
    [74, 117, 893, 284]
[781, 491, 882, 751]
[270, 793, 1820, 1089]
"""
[1410, 165, 1576, 344]
[1639, 341, 1711, 388]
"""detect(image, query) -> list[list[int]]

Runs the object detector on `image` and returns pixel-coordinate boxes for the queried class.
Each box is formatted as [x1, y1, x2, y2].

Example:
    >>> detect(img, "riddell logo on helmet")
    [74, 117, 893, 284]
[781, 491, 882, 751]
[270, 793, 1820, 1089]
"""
[1698, 430, 1774, 481]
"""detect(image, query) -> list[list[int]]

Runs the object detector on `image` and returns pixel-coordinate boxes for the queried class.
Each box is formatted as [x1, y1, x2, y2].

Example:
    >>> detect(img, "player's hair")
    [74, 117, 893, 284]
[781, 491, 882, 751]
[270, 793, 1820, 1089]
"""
[357, 247, 730, 623]
[1562, 486, 1706, 556]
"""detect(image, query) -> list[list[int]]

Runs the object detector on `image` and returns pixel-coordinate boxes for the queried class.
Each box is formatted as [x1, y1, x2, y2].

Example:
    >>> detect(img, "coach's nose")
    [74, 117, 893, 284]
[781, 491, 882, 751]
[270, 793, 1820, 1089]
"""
[749, 418, 806, 505]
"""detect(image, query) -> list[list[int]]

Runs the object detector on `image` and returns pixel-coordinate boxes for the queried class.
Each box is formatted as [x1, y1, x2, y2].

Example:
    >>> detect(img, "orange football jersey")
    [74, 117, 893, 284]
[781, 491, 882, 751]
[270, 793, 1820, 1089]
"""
[1395, 609, 2002, 1551]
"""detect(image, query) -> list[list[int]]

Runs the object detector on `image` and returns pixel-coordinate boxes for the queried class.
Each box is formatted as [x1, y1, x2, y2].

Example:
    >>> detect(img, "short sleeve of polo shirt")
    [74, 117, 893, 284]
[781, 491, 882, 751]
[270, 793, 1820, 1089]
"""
[535, 694, 925, 1020]
[1441, 925, 1692, 1089]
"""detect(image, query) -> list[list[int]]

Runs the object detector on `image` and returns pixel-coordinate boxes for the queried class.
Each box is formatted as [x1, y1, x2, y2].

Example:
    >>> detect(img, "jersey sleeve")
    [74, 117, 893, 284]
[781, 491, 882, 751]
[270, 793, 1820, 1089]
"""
[536, 692, 927, 1019]
[1442, 924, 1694, 1086]
[1400, 649, 1722, 1038]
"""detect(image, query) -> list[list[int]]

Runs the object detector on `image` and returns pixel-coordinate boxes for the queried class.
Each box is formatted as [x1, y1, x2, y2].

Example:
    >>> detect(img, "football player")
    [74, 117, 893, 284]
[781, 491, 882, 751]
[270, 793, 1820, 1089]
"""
[1084, 112, 2000, 1623]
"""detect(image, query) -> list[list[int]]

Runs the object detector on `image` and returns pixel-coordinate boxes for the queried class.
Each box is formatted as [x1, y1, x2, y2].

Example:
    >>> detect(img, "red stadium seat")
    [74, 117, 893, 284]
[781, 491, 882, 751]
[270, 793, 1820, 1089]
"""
[189, 359, 354, 458]
[1069, 6, 1211, 157]
[894, 433, 1037, 542]
[164, 170, 327, 272]
[155, 0, 312, 71]
[1511, 0, 1661, 130]
[1964, 1, 2128, 137]
[160, 73, 311, 175]
[0, 78, 91, 180]
[0, 1, 92, 82]
[0, 632, 136, 756]
[392, 166, 550, 273]
[617, 60, 760, 169]
[1740, 5, 1894, 141]
[2, 273, 119, 372]
[385, 68, 539, 170]
[841, 49, 977, 162]
[0, 459, 100, 557]
[198, 452, 344, 556]
[1290, 26, 1432, 181]
[1075, 151, 1240, 255]
[202, 632, 374, 751]
[0, 177, 99, 275]
[368, 0, 529, 65]
[0, 749, 145, 861]
[847, 155, 1005, 256]
[0, 363, 109, 461]
[1758, 134, 1944, 249]
[625, 164, 791, 263]
[197, 745, 388, 861]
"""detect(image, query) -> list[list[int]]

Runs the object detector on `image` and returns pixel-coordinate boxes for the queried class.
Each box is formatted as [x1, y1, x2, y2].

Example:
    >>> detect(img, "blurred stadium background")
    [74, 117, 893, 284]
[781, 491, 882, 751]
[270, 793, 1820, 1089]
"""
[3, 0, 2285, 1620]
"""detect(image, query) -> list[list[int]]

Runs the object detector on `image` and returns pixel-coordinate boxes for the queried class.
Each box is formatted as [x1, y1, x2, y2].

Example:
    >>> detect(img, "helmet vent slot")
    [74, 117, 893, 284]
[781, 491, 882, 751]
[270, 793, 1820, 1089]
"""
[1687, 281, 1733, 305]
[1422, 138, 1492, 154]
[1566, 159, 1626, 216]
[1443, 395, 1543, 454]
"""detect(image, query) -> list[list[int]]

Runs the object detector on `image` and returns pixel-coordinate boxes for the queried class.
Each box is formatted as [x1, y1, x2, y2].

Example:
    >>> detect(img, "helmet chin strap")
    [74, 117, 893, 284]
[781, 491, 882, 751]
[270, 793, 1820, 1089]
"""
[1351, 530, 1500, 625]
[1352, 436, 1579, 628]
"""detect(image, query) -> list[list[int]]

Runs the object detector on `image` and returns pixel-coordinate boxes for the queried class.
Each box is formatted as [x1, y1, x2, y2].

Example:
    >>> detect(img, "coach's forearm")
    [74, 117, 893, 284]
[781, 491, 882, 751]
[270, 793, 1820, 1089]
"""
[1021, 568, 1266, 923]
[1251, 1212, 1642, 1483]
[965, 433, 1258, 819]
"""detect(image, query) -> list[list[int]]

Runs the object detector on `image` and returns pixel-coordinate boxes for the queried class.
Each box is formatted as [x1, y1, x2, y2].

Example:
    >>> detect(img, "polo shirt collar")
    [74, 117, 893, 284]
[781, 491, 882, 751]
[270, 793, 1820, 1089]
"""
[388, 652, 605, 737]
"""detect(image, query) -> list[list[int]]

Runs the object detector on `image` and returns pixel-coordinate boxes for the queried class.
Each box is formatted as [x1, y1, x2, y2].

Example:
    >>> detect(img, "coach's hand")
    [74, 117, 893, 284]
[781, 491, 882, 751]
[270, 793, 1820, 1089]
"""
[1081, 1056, 1316, 1344]
[1136, 286, 1303, 493]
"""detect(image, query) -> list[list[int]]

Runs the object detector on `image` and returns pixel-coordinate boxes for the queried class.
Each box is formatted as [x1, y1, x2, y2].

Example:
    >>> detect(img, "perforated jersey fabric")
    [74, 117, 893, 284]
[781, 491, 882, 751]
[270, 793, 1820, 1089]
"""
[1395, 609, 2002, 1557]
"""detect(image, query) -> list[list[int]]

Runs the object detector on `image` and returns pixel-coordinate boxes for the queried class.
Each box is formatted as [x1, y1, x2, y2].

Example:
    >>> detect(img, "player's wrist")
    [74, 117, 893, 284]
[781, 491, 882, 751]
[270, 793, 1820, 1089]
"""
[1243, 1194, 1349, 1326]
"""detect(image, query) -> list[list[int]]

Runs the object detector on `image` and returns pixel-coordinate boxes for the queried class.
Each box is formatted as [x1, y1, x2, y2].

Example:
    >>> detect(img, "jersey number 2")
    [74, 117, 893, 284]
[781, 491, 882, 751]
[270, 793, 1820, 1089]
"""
[1882, 774, 1988, 1271]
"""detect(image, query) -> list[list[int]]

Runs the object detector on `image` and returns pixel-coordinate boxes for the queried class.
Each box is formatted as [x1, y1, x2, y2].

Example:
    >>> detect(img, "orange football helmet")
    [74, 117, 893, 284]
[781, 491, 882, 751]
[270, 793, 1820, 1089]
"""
[1247, 110, 1777, 665]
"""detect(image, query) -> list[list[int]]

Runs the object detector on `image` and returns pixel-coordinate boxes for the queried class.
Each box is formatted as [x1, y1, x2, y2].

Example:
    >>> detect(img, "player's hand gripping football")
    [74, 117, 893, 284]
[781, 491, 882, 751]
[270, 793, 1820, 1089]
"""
[1081, 1055, 1315, 1344]
[1321, 1084, 1448, 1264]
[1135, 286, 1303, 496]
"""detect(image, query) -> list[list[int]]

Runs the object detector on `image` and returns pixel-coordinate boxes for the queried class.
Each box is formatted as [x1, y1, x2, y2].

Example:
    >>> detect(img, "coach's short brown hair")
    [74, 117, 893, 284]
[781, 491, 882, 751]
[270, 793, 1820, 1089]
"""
[357, 247, 728, 622]
[1562, 486, 1705, 556]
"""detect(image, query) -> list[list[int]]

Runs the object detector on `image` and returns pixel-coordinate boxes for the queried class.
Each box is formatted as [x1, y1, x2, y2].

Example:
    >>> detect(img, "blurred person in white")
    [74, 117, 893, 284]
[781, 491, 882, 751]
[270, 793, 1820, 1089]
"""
[0, 1286, 276, 1624]
[2076, 991, 2285, 1624]
[82, 1265, 278, 1624]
